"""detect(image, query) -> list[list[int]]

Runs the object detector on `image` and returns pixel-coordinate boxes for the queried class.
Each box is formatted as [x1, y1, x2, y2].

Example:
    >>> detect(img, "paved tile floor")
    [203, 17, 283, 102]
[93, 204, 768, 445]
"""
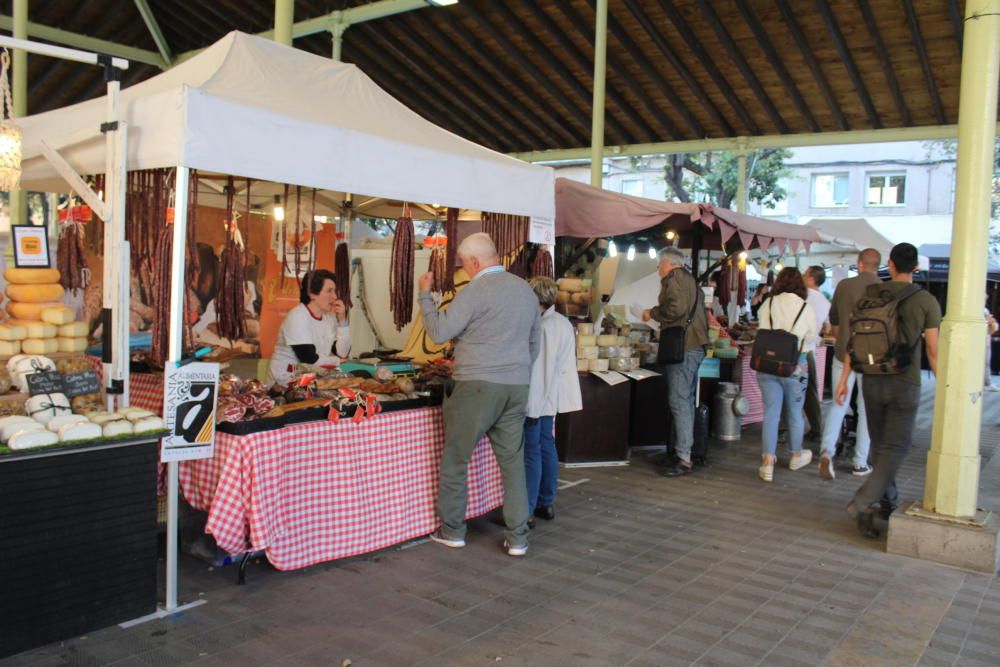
[5, 377, 1000, 666]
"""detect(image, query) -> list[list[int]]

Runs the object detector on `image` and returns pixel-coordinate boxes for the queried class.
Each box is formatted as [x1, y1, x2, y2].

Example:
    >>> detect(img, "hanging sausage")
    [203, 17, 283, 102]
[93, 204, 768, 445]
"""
[389, 207, 414, 331]
[215, 176, 247, 341]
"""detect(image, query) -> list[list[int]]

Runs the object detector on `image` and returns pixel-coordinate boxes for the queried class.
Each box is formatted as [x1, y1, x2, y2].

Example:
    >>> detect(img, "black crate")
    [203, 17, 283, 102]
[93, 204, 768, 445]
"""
[0, 439, 159, 658]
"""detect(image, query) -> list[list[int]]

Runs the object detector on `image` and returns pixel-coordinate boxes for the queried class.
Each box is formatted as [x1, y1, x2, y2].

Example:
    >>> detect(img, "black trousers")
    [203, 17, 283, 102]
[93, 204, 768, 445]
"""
[850, 374, 921, 512]
[804, 350, 822, 436]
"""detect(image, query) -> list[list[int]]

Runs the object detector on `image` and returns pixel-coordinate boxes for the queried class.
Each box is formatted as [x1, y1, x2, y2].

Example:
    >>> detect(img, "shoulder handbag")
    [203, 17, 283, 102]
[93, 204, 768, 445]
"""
[656, 287, 700, 364]
[750, 298, 807, 377]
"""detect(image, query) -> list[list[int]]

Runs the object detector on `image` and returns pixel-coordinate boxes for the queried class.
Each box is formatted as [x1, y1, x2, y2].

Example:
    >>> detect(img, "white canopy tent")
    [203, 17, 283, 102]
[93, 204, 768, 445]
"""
[18, 31, 556, 226]
[15, 30, 555, 615]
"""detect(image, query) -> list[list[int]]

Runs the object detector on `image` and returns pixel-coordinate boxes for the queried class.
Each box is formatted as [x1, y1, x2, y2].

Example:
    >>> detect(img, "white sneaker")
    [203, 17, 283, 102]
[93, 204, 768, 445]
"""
[986, 385, 1000, 393]
[819, 455, 836, 480]
[428, 529, 465, 548]
[504, 541, 528, 557]
[759, 457, 774, 482]
[789, 450, 813, 471]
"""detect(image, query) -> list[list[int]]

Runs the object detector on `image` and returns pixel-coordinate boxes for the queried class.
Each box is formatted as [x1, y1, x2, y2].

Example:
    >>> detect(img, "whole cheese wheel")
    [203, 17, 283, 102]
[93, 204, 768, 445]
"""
[41, 306, 75, 325]
[57, 337, 88, 353]
[597, 335, 617, 346]
[6, 301, 63, 321]
[577, 335, 597, 347]
[6, 283, 64, 303]
[570, 291, 592, 305]
[577, 323, 595, 336]
[0, 340, 21, 356]
[558, 278, 584, 293]
[22, 338, 58, 355]
[4, 268, 61, 285]
[577, 345, 599, 360]
[0, 323, 27, 341]
[555, 291, 570, 305]
[588, 358, 610, 372]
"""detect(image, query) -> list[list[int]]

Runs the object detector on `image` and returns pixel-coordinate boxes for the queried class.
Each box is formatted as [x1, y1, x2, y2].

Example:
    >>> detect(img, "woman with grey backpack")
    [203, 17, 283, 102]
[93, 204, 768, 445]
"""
[753, 268, 819, 482]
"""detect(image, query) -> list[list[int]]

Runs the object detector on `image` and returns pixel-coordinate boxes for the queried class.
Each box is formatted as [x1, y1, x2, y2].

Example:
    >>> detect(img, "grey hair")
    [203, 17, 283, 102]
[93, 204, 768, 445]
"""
[658, 247, 686, 267]
[457, 232, 499, 261]
[529, 276, 558, 307]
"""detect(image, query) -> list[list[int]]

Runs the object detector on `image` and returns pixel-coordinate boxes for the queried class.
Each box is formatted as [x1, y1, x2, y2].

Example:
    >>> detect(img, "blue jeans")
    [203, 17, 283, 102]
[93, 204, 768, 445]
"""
[664, 347, 706, 461]
[758, 372, 807, 456]
[524, 415, 557, 510]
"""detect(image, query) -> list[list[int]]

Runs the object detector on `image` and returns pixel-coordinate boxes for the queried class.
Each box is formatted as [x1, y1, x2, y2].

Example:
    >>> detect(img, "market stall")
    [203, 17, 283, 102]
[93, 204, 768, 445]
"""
[16, 32, 556, 583]
[552, 178, 835, 450]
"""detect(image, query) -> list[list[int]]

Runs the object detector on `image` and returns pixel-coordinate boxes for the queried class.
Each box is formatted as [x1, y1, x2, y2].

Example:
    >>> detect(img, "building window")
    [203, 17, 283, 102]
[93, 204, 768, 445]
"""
[866, 172, 906, 206]
[811, 173, 849, 207]
[621, 179, 644, 197]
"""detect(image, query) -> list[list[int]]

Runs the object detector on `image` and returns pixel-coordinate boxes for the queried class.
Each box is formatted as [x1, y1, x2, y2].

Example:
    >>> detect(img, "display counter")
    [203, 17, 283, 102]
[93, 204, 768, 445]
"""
[556, 373, 631, 465]
[0, 437, 160, 658]
[179, 406, 502, 571]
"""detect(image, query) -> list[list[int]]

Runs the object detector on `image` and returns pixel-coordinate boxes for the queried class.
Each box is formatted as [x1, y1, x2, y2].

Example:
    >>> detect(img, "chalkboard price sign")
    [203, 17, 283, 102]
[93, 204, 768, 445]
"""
[26, 371, 65, 396]
[63, 371, 101, 398]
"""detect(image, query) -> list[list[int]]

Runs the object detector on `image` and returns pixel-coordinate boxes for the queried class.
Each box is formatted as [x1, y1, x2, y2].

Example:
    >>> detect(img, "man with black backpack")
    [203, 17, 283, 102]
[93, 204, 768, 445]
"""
[836, 242, 941, 538]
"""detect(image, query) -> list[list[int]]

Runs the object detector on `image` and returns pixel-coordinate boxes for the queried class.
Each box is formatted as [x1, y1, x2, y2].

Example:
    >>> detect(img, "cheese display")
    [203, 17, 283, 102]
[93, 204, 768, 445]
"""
[577, 334, 597, 347]
[46, 414, 89, 433]
[0, 323, 27, 341]
[3, 267, 61, 284]
[0, 340, 21, 356]
[102, 420, 134, 437]
[25, 393, 72, 425]
[1, 420, 43, 441]
[6, 283, 65, 304]
[7, 301, 63, 321]
[58, 421, 102, 442]
[132, 416, 164, 433]
[40, 306, 75, 325]
[8, 428, 59, 450]
[57, 337, 88, 353]
[58, 322, 88, 338]
[22, 338, 59, 355]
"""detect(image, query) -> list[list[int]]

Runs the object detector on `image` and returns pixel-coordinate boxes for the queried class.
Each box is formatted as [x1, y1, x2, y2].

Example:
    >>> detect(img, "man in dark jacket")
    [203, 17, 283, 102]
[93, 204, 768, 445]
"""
[643, 247, 709, 476]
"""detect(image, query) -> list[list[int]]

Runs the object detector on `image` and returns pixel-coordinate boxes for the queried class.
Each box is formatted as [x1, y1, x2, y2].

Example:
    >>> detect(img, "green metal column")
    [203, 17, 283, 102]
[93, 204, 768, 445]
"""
[330, 12, 348, 61]
[9, 0, 26, 227]
[736, 143, 748, 214]
[924, 0, 1000, 517]
[589, 0, 608, 187]
[274, 0, 294, 46]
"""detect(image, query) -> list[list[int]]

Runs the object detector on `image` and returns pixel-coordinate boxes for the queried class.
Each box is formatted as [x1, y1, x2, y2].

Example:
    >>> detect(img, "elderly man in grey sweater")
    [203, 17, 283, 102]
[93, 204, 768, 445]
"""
[418, 232, 541, 556]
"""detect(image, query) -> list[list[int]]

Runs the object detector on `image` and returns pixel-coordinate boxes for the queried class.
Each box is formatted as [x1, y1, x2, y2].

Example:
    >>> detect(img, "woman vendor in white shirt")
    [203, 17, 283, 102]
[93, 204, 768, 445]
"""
[267, 269, 350, 387]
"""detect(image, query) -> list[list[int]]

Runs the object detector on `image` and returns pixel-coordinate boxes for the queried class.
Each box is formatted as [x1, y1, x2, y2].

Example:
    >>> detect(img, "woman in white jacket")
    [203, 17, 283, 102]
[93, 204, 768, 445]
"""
[756, 268, 818, 482]
[525, 277, 582, 526]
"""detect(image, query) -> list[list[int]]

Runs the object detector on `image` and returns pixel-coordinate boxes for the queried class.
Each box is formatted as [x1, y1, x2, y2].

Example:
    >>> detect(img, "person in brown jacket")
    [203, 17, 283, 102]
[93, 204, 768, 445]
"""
[643, 247, 710, 476]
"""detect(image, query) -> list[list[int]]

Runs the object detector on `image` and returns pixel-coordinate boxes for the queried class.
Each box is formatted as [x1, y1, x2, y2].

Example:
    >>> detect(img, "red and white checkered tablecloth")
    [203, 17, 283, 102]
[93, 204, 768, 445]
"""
[178, 406, 504, 571]
[740, 345, 826, 426]
[84, 356, 164, 415]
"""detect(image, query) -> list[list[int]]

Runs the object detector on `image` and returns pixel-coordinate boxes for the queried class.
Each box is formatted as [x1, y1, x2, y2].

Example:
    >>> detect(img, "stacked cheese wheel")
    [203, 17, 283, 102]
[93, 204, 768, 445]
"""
[0, 268, 88, 356]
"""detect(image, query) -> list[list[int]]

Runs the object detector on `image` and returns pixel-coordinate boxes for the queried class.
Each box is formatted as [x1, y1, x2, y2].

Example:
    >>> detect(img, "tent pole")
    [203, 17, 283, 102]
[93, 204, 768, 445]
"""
[273, 0, 294, 46]
[9, 0, 26, 228]
[589, 0, 607, 187]
[330, 11, 347, 61]
[923, 0, 1000, 518]
[165, 165, 190, 612]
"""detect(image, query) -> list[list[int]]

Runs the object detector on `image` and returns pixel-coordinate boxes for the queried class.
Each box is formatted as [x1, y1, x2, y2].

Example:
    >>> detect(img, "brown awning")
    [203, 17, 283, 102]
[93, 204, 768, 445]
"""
[555, 178, 821, 253]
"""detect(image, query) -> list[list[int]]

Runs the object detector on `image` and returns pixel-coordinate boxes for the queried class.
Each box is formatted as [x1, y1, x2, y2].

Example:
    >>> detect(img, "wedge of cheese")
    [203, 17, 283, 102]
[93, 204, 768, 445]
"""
[0, 323, 27, 341]
[7, 301, 63, 321]
[59, 421, 102, 443]
[46, 414, 89, 433]
[4, 268, 61, 284]
[22, 338, 58, 355]
[41, 306, 75, 325]
[58, 321, 88, 338]
[6, 283, 64, 303]
[57, 337, 88, 353]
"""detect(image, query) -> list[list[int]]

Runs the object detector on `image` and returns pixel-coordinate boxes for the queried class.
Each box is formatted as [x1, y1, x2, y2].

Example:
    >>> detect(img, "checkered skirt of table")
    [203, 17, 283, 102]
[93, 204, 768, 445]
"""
[179, 406, 504, 571]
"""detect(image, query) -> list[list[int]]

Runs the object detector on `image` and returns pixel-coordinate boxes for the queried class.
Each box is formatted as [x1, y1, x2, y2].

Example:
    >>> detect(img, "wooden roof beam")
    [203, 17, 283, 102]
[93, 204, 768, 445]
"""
[654, 0, 760, 135]
[774, 0, 848, 131]
[555, 1, 684, 140]
[692, 0, 788, 134]
[460, 3, 621, 145]
[855, 0, 910, 126]
[620, 0, 723, 136]
[511, 0, 659, 143]
[348, 36, 508, 151]
[487, 1, 637, 145]
[901, 0, 947, 125]
[351, 21, 539, 150]
[732, 0, 819, 133]
[419, 10, 584, 147]
[815, 0, 882, 129]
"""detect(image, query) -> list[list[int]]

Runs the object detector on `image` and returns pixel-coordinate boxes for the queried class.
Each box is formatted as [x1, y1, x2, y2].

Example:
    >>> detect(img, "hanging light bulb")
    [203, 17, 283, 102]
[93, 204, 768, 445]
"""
[774, 262, 784, 272]
[739, 251, 748, 260]
[0, 50, 22, 193]
[648, 246, 657, 259]
[627, 244, 636, 261]
[608, 239, 618, 258]
[273, 194, 285, 222]
[666, 230, 676, 241]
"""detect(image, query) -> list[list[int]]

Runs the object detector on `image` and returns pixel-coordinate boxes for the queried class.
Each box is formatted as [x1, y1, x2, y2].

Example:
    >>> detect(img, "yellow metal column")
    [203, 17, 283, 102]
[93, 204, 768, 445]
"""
[273, 0, 294, 46]
[589, 0, 608, 187]
[9, 0, 26, 227]
[924, 0, 1000, 518]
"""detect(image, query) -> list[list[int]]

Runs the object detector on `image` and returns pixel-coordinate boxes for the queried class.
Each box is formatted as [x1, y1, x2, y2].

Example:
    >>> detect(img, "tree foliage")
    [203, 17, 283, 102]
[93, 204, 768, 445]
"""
[662, 148, 792, 210]
[924, 138, 1000, 251]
